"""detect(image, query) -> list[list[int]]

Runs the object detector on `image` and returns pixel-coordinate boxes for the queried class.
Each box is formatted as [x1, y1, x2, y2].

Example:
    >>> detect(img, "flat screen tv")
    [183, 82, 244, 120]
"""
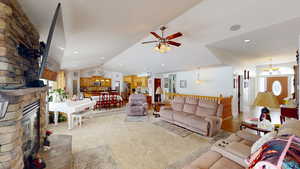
[38, 3, 61, 80]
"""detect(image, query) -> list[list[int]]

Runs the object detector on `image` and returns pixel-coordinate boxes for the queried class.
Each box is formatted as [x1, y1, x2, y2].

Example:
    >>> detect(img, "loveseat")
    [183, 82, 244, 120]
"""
[160, 96, 223, 137]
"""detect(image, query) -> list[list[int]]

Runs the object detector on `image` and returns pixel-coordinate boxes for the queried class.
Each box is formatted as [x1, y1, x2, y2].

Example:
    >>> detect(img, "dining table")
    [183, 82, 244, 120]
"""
[49, 99, 96, 129]
[90, 95, 123, 101]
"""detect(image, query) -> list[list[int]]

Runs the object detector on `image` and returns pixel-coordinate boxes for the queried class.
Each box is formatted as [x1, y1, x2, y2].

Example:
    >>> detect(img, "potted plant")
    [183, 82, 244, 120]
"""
[48, 89, 67, 103]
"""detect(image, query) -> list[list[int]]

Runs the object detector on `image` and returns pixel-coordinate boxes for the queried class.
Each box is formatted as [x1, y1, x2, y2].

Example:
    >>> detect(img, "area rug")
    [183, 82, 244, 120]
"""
[73, 145, 121, 169]
[124, 115, 150, 122]
[166, 146, 211, 169]
[153, 120, 232, 140]
[208, 130, 232, 144]
[152, 120, 193, 137]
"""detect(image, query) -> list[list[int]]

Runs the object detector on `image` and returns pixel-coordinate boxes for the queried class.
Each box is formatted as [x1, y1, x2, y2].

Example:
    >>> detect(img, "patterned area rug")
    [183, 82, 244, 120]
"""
[73, 145, 121, 169]
[152, 120, 193, 137]
[125, 115, 150, 122]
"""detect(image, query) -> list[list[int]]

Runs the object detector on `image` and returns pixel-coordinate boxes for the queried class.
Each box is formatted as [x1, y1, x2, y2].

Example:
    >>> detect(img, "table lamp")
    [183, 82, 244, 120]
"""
[253, 92, 280, 122]
[155, 87, 163, 103]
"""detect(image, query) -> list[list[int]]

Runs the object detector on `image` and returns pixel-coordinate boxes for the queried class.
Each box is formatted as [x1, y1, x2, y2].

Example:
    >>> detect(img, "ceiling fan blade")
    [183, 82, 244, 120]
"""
[141, 40, 158, 44]
[166, 32, 183, 40]
[167, 41, 181, 47]
[150, 32, 163, 40]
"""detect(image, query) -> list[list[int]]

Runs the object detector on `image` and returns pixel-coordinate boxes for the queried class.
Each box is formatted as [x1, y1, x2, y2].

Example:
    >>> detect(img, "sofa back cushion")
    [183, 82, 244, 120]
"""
[172, 103, 184, 112]
[129, 94, 146, 106]
[185, 97, 198, 105]
[196, 100, 218, 116]
[183, 104, 197, 114]
[173, 96, 185, 104]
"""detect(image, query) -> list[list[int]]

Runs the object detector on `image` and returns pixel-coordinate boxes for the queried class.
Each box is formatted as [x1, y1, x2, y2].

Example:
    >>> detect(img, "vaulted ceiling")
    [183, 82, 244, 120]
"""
[19, 0, 300, 73]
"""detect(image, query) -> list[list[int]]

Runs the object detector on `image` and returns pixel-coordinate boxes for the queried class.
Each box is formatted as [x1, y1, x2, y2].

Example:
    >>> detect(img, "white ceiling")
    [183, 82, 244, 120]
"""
[18, 0, 300, 74]
[103, 0, 300, 73]
[18, 0, 202, 70]
[207, 17, 300, 68]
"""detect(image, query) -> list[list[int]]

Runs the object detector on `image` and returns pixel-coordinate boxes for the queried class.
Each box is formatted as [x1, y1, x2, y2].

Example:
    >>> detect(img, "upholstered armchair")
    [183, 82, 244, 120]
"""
[126, 94, 148, 116]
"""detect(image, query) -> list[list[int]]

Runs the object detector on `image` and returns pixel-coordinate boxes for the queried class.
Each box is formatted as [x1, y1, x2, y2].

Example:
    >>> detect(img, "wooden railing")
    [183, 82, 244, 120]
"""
[164, 92, 233, 119]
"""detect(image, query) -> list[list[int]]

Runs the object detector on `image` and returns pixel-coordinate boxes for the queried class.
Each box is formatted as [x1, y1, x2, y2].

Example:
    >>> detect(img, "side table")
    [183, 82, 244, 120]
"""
[152, 102, 166, 118]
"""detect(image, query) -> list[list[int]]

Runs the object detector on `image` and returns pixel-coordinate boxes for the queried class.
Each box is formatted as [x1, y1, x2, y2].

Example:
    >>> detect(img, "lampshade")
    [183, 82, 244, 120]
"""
[156, 87, 163, 94]
[253, 92, 280, 108]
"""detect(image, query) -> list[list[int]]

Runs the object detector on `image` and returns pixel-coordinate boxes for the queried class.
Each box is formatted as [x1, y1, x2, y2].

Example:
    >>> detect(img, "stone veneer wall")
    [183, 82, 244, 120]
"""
[0, 0, 40, 89]
[0, 88, 48, 169]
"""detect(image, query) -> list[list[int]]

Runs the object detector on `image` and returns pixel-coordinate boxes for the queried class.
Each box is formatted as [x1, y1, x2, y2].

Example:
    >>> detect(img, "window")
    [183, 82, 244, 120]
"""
[272, 80, 282, 96]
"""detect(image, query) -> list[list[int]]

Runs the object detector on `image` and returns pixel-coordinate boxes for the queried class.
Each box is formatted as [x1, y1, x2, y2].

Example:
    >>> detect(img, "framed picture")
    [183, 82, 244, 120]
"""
[180, 80, 187, 88]
[164, 78, 169, 88]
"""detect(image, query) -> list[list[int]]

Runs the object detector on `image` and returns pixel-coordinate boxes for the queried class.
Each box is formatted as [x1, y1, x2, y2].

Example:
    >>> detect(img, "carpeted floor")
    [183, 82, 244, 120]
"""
[74, 145, 121, 169]
[50, 110, 228, 169]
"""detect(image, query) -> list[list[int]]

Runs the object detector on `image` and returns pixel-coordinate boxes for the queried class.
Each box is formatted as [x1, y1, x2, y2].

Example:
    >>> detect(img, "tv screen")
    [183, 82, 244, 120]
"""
[38, 3, 63, 79]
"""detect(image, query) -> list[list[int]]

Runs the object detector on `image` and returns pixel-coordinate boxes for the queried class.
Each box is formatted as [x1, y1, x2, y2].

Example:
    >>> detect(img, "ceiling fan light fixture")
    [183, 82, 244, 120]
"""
[154, 46, 160, 51]
[166, 46, 171, 51]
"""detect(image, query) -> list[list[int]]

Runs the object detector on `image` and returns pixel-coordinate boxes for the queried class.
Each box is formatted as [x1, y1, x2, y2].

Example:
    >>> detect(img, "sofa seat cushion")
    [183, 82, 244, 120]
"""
[183, 104, 197, 114]
[210, 157, 244, 169]
[225, 142, 251, 159]
[183, 151, 222, 169]
[185, 115, 208, 131]
[173, 111, 190, 124]
[236, 130, 260, 143]
[159, 109, 173, 120]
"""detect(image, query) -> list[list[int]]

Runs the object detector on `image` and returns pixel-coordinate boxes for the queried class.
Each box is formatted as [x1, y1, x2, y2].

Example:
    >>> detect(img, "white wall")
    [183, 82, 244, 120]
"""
[162, 66, 234, 97]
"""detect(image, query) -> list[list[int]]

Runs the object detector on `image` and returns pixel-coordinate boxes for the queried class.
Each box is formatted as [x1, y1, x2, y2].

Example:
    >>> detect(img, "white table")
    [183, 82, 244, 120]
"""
[49, 99, 96, 129]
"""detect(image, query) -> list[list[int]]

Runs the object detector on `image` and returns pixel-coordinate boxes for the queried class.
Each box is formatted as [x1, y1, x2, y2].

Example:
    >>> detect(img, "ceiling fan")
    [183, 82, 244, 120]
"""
[142, 26, 183, 53]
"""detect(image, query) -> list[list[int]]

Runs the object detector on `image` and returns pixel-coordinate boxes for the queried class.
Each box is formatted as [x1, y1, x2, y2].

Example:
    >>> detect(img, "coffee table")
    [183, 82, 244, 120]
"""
[240, 121, 271, 135]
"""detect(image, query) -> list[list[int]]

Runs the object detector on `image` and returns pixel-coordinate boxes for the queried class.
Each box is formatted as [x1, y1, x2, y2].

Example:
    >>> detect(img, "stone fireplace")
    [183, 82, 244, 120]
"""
[0, 0, 47, 169]
[0, 88, 48, 169]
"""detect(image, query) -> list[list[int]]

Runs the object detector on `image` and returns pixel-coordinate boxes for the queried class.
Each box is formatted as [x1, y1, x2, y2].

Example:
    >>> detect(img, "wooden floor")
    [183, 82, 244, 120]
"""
[221, 109, 282, 133]
[221, 114, 243, 133]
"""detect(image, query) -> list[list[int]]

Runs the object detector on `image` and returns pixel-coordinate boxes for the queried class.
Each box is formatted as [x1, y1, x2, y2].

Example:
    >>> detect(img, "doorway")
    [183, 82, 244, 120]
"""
[154, 78, 161, 102]
[266, 76, 288, 104]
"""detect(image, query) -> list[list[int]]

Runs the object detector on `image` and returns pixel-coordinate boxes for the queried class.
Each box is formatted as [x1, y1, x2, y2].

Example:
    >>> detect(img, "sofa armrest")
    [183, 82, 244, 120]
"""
[205, 116, 223, 137]
[217, 104, 223, 118]
[143, 102, 148, 109]
[161, 106, 172, 111]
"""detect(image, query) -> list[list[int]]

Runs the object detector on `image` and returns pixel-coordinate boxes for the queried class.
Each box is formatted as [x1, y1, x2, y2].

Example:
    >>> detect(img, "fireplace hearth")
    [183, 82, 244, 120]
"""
[0, 87, 47, 169]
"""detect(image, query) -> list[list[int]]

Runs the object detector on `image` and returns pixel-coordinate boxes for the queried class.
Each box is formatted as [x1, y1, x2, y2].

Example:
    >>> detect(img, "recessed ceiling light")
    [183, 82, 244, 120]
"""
[100, 57, 105, 60]
[244, 39, 251, 43]
[230, 24, 241, 31]
[74, 51, 79, 54]
[161, 63, 165, 67]
[59, 47, 65, 50]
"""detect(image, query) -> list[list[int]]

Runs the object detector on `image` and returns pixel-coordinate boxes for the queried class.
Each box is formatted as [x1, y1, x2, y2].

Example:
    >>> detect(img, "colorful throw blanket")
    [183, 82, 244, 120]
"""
[247, 134, 300, 169]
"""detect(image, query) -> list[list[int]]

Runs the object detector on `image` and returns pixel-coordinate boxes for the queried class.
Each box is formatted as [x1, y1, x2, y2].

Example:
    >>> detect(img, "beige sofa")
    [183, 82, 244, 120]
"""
[183, 130, 260, 169]
[160, 96, 223, 136]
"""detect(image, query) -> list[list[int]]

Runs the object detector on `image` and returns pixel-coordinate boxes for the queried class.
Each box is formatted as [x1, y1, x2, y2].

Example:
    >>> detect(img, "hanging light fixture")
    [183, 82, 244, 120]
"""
[195, 71, 202, 84]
